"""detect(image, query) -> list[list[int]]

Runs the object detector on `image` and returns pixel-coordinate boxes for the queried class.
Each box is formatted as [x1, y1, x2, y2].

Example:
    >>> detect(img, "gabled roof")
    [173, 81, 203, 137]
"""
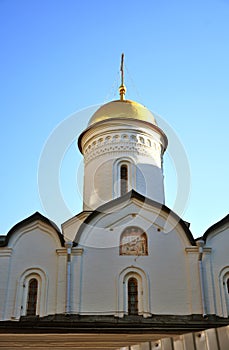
[75, 190, 196, 245]
[202, 214, 229, 242]
[0, 212, 65, 247]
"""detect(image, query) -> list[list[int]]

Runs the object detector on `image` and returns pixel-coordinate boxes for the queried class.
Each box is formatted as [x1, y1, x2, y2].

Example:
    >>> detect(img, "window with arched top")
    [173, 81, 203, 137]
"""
[113, 158, 136, 199]
[26, 278, 38, 316]
[128, 278, 138, 315]
[225, 275, 229, 316]
[120, 227, 148, 256]
[120, 164, 128, 195]
[13, 269, 47, 320]
[116, 267, 150, 318]
[219, 269, 229, 317]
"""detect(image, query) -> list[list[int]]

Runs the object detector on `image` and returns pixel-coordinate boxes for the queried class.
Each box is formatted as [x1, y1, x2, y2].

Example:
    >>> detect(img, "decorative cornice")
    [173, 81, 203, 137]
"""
[56, 248, 84, 256]
[0, 248, 13, 257]
[82, 132, 162, 163]
[78, 117, 168, 154]
[185, 247, 212, 253]
[72, 248, 84, 256]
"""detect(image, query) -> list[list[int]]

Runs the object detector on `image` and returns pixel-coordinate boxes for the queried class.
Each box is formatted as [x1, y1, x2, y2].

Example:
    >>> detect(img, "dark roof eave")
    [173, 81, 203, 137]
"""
[202, 214, 229, 242]
[0, 314, 228, 334]
[75, 190, 196, 246]
[0, 212, 65, 247]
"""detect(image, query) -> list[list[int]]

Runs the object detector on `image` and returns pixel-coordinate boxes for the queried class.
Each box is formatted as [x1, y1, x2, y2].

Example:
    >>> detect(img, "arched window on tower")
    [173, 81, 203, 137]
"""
[120, 164, 128, 195]
[128, 278, 138, 315]
[26, 278, 38, 316]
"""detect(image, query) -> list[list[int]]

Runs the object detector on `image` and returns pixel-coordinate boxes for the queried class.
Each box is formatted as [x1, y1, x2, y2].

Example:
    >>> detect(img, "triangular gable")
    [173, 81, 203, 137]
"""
[74, 190, 195, 246]
[0, 212, 65, 247]
[202, 214, 229, 243]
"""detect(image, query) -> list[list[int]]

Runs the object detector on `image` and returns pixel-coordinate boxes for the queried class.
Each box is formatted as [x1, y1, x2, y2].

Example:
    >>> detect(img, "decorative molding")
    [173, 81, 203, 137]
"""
[82, 132, 161, 163]
[185, 247, 212, 253]
[56, 248, 66, 256]
[0, 248, 13, 257]
[72, 248, 84, 256]
[56, 248, 84, 256]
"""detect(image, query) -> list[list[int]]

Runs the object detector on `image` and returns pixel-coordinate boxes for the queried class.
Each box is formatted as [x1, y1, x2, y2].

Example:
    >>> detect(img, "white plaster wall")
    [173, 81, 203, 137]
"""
[1, 223, 65, 320]
[70, 249, 83, 314]
[136, 162, 165, 203]
[81, 120, 166, 211]
[80, 247, 118, 314]
[83, 151, 165, 211]
[204, 226, 229, 317]
[185, 249, 202, 314]
[62, 212, 92, 242]
[56, 249, 67, 314]
[83, 155, 113, 210]
[76, 201, 198, 316]
[0, 249, 12, 319]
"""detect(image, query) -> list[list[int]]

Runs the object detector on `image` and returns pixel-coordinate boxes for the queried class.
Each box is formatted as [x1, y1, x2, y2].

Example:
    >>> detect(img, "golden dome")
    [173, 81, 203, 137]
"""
[88, 99, 157, 126]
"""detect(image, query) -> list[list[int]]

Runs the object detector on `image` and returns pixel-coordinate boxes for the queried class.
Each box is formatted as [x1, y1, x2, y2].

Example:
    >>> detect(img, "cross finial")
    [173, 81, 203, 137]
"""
[119, 53, 126, 101]
[120, 53, 124, 86]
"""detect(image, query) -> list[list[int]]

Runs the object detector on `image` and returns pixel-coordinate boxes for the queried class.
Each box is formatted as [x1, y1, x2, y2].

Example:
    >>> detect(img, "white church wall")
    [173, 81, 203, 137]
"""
[185, 247, 215, 316]
[0, 248, 12, 319]
[62, 212, 92, 242]
[145, 225, 191, 315]
[136, 163, 165, 204]
[1, 222, 65, 320]
[70, 248, 84, 314]
[205, 226, 229, 317]
[79, 246, 118, 314]
[83, 155, 113, 210]
[75, 200, 198, 316]
[56, 249, 67, 314]
[80, 119, 166, 211]
[185, 248, 202, 314]
[203, 251, 216, 315]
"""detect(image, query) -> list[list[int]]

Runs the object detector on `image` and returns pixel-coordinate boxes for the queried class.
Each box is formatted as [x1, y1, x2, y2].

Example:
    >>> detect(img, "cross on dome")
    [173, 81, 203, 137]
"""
[119, 53, 126, 101]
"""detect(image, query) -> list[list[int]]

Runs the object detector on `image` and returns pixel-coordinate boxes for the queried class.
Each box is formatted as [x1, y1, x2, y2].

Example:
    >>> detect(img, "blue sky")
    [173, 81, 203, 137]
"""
[1, 0, 229, 238]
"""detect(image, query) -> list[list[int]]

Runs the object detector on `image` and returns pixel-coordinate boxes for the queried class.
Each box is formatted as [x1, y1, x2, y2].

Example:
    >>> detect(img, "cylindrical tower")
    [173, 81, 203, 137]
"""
[78, 98, 168, 211]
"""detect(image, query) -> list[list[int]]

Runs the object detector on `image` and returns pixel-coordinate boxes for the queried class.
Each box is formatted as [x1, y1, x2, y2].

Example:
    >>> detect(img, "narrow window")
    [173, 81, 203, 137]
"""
[128, 278, 138, 315]
[227, 278, 229, 294]
[120, 164, 128, 196]
[26, 278, 38, 316]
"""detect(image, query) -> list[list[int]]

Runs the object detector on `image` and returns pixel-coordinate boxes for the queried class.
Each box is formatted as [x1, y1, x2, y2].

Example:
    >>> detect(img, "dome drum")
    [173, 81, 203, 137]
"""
[79, 99, 168, 211]
[78, 114, 168, 155]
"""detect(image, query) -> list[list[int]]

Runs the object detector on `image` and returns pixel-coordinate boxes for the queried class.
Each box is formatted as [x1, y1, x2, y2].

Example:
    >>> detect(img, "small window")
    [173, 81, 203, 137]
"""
[120, 164, 128, 195]
[128, 278, 138, 315]
[227, 278, 229, 294]
[26, 278, 38, 316]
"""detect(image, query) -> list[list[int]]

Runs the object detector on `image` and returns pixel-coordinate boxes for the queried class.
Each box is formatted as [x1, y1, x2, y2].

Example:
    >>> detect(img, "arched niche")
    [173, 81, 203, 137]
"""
[120, 226, 148, 256]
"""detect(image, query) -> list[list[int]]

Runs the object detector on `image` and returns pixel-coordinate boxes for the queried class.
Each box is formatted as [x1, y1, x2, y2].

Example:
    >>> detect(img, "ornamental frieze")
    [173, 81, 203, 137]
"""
[83, 132, 161, 163]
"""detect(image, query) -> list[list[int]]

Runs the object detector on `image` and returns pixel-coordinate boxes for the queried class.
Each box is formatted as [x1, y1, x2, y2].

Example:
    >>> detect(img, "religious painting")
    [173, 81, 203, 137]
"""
[120, 227, 148, 256]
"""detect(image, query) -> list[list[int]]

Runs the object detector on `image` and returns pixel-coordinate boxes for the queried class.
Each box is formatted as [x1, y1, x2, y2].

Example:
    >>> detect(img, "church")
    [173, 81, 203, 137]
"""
[0, 57, 229, 349]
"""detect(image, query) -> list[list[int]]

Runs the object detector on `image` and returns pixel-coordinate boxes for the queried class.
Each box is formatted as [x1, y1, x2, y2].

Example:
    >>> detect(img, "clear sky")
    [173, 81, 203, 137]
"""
[1, 0, 229, 238]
